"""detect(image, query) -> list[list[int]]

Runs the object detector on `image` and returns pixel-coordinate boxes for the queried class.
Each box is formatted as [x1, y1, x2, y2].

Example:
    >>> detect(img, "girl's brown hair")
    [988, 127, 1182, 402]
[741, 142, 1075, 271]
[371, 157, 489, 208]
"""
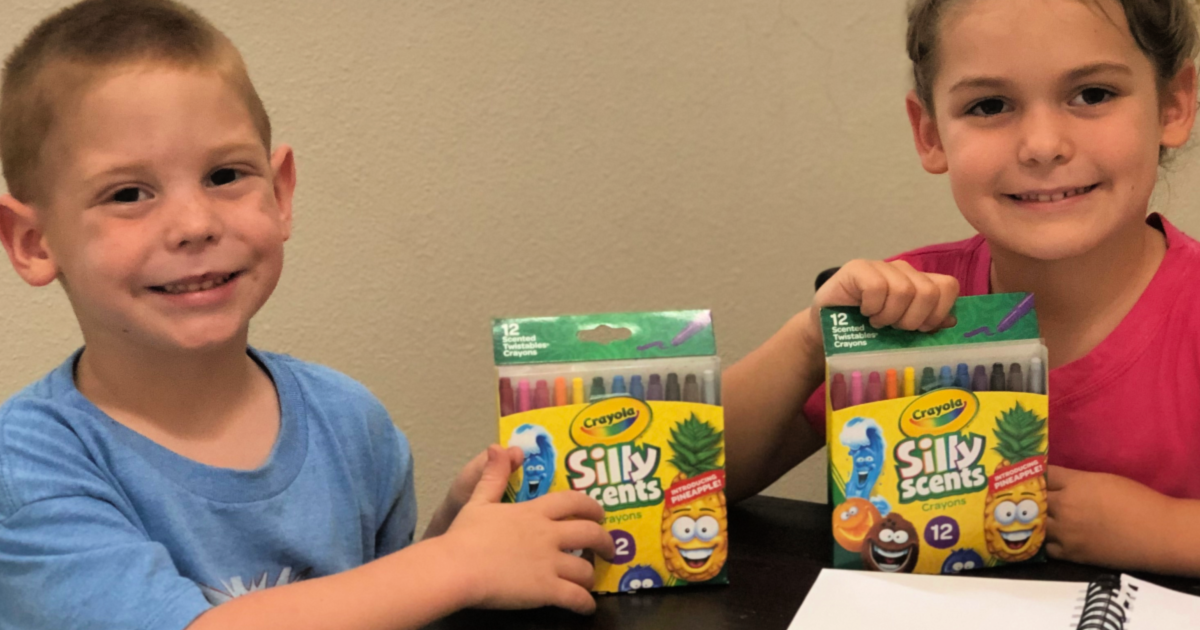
[907, 0, 1200, 110]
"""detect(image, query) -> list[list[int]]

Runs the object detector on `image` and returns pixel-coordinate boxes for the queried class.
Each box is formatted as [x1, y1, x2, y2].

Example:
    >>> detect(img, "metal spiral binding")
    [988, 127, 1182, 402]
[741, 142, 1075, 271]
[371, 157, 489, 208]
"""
[1073, 575, 1138, 630]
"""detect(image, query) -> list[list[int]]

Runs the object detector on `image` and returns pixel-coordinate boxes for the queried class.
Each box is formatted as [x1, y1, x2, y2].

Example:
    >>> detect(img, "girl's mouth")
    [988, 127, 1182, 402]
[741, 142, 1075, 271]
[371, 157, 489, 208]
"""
[1006, 184, 1098, 203]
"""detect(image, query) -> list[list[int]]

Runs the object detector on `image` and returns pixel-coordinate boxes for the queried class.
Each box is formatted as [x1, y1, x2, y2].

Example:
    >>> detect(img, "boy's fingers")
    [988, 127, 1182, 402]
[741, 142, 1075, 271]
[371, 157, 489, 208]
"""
[505, 445, 524, 469]
[469, 445, 516, 504]
[558, 521, 616, 560]
[553, 582, 597, 615]
[535, 491, 605, 522]
[867, 263, 916, 328]
[556, 554, 596, 590]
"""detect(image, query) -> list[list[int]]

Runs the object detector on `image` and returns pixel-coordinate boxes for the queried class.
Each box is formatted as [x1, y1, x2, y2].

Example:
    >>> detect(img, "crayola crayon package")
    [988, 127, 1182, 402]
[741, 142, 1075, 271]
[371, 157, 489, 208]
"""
[822, 293, 1049, 575]
[492, 310, 728, 594]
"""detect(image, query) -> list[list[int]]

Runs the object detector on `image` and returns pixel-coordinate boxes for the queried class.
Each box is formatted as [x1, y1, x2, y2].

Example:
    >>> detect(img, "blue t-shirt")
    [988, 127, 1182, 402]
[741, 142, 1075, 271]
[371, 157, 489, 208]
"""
[0, 349, 416, 630]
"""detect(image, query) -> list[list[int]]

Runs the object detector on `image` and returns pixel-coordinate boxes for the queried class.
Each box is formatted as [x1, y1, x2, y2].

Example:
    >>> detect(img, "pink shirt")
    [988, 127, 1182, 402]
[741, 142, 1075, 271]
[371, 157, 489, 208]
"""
[803, 214, 1200, 499]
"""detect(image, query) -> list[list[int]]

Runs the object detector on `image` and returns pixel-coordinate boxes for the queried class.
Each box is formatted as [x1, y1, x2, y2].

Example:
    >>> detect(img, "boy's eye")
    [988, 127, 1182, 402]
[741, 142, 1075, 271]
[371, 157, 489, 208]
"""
[111, 187, 148, 203]
[967, 98, 1009, 117]
[1071, 87, 1114, 106]
[208, 168, 242, 186]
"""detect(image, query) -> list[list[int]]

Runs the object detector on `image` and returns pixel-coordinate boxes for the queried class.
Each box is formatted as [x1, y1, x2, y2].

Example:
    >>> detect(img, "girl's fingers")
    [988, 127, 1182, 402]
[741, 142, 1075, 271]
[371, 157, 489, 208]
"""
[838, 260, 889, 318]
[895, 266, 940, 330]
[923, 274, 960, 331]
[558, 520, 616, 560]
[866, 262, 917, 328]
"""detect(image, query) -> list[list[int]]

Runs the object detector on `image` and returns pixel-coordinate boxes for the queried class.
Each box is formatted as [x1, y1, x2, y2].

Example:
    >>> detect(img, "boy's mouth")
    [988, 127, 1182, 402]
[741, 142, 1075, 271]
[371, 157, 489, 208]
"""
[1006, 184, 1098, 203]
[150, 271, 241, 295]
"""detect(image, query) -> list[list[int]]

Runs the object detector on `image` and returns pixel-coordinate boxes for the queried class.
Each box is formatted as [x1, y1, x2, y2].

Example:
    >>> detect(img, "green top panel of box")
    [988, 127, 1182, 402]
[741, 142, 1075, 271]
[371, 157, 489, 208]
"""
[493, 310, 715, 365]
[821, 293, 1039, 356]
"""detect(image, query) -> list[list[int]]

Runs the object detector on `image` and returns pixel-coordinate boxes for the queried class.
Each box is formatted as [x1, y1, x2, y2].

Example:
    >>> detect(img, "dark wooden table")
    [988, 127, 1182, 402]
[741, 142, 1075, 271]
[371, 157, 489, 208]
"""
[429, 496, 1200, 629]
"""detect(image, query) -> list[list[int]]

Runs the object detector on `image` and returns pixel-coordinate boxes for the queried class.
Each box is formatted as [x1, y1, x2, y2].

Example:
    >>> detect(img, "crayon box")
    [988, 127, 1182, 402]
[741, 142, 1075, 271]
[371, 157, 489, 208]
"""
[492, 310, 728, 594]
[822, 293, 1049, 575]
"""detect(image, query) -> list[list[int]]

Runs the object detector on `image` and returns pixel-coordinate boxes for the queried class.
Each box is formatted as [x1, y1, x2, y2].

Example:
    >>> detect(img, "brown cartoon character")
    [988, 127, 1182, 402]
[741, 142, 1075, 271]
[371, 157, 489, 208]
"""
[861, 512, 919, 573]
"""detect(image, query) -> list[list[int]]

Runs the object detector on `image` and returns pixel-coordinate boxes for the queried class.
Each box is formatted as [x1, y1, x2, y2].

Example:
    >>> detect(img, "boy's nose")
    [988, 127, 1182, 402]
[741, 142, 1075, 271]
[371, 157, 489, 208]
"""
[1017, 106, 1074, 167]
[166, 194, 224, 249]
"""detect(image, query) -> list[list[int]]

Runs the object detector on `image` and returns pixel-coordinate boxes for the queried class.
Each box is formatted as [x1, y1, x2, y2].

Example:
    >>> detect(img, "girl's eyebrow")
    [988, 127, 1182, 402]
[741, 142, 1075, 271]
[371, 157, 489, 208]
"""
[948, 62, 1133, 95]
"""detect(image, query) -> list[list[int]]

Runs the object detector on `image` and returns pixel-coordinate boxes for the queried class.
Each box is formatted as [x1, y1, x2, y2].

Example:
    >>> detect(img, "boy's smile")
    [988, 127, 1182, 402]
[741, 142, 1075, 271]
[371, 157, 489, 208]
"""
[33, 64, 293, 354]
[909, 0, 1194, 262]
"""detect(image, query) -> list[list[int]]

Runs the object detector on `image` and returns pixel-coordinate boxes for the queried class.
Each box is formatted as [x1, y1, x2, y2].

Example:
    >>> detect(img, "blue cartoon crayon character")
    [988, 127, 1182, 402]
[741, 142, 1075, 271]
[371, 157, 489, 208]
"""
[618, 565, 663, 592]
[509, 424, 556, 502]
[839, 417, 890, 515]
[941, 548, 984, 574]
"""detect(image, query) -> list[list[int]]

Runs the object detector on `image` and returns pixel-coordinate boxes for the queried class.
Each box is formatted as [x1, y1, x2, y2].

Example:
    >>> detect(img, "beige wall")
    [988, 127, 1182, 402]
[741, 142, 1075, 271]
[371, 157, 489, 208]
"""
[2, 1, 1198, 530]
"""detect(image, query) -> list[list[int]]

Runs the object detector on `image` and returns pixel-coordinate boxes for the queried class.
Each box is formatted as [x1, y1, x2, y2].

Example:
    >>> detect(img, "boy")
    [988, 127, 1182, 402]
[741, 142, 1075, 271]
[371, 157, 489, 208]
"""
[0, 1, 613, 628]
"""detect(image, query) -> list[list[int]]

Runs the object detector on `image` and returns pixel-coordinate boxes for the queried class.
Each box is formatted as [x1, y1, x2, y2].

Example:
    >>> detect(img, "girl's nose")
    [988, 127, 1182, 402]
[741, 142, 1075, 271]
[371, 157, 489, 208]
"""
[1017, 105, 1074, 166]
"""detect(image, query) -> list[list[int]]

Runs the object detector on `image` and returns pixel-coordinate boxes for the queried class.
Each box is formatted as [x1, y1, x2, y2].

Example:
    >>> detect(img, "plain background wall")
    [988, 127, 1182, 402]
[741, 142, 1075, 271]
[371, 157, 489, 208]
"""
[2, 1, 1198, 531]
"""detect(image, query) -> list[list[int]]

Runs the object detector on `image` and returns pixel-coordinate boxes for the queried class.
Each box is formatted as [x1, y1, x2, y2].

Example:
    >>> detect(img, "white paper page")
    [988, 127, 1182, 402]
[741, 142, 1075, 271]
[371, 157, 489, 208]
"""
[1124, 575, 1200, 629]
[789, 569, 1085, 630]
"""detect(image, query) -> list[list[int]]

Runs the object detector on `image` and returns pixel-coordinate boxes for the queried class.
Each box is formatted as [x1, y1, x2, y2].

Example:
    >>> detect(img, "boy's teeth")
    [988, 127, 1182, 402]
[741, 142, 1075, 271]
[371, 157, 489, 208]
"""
[160, 273, 232, 294]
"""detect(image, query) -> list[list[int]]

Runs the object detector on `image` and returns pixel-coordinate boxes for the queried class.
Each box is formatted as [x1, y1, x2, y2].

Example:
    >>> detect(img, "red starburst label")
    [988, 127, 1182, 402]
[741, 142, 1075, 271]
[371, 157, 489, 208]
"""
[989, 456, 1047, 493]
[666, 470, 726, 508]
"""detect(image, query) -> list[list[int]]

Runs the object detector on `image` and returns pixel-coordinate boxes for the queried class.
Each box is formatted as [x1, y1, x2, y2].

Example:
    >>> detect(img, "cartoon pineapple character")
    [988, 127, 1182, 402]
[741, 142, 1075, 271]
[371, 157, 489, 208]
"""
[661, 414, 728, 582]
[983, 403, 1048, 562]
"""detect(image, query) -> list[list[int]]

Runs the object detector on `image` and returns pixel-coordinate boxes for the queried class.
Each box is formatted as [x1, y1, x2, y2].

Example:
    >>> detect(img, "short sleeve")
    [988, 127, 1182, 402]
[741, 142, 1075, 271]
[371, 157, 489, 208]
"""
[374, 423, 417, 557]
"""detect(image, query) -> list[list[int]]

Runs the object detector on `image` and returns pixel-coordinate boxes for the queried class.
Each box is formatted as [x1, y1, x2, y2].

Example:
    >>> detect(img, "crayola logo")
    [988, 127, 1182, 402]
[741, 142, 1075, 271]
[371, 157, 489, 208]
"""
[899, 389, 979, 437]
[570, 397, 653, 447]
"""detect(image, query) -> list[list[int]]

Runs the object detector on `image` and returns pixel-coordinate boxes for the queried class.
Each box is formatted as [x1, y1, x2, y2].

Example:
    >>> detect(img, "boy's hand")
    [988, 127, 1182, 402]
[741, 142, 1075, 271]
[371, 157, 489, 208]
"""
[804, 259, 959, 350]
[423, 446, 522, 539]
[444, 445, 614, 614]
[1045, 465, 1167, 569]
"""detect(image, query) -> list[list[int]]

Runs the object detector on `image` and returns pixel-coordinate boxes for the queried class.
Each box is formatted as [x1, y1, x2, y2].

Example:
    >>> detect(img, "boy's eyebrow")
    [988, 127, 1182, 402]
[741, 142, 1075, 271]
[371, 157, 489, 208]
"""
[949, 62, 1133, 95]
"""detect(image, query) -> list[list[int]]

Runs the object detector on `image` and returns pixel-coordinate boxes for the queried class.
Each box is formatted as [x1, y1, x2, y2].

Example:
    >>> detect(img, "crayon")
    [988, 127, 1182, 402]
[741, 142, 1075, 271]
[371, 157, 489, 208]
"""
[850, 371, 864, 406]
[1007, 363, 1025, 392]
[938, 365, 954, 389]
[831, 373, 847, 410]
[553, 377, 569, 406]
[499, 377, 514, 416]
[990, 363, 1006, 391]
[683, 374, 701, 402]
[612, 375, 627, 395]
[647, 374, 664, 400]
[955, 363, 971, 389]
[572, 377, 586, 404]
[920, 367, 938, 393]
[534, 380, 550, 409]
[865, 372, 882, 403]
[591, 376, 606, 400]
[998, 294, 1036, 333]
[518, 379, 532, 412]
[903, 367, 916, 397]
[666, 373, 681, 401]
[703, 370, 718, 405]
[884, 369, 898, 400]
[972, 365, 989, 392]
[630, 375, 645, 400]
[1029, 357, 1045, 394]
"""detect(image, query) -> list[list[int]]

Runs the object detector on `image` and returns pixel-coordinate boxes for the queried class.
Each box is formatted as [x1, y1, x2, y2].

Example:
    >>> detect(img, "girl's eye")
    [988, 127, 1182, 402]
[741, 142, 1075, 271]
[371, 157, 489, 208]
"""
[1071, 87, 1114, 106]
[111, 187, 148, 203]
[967, 98, 1009, 117]
[208, 168, 242, 186]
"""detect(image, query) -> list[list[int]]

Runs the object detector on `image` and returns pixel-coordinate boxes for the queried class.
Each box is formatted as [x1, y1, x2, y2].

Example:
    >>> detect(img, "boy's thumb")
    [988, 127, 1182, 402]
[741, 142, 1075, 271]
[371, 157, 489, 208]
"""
[470, 445, 517, 503]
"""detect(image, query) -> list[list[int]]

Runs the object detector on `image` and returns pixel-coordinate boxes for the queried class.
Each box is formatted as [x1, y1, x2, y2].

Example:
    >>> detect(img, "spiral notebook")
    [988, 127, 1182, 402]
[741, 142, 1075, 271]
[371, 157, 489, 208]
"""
[789, 569, 1200, 629]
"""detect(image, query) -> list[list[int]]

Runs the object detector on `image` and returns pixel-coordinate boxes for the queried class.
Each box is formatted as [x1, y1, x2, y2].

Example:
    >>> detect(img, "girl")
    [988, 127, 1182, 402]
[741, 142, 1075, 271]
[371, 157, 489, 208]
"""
[725, 0, 1200, 576]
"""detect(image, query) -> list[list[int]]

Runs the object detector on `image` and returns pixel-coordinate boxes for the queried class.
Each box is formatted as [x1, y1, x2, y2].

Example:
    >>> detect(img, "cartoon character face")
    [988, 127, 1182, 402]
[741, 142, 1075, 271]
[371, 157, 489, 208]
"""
[861, 513, 920, 573]
[984, 483, 1047, 562]
[618, 565, 663, 592]
[509, 424, 556, 502]
[661, 487, 728, 582]
[840, 417, 886, 499]
[832, 497, 882, 553]
[941, 548, 984, 574]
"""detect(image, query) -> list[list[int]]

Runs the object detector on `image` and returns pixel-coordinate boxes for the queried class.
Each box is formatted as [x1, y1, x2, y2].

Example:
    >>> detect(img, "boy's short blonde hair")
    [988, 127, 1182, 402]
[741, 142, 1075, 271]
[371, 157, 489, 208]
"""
[0, 0, 271, 204]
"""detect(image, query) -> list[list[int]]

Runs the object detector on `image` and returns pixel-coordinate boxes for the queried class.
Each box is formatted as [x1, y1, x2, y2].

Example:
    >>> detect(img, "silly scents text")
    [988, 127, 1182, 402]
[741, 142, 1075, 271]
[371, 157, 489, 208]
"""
[567, 443, 663, 510]
[895, 433, 987, 503]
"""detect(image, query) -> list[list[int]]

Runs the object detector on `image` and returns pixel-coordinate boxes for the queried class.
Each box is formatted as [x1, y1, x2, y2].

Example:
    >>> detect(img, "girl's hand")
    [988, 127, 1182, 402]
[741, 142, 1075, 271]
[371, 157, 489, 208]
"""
[804, 259, 959, 350]
[1045, 465, 1168, 569]
[444, 446, 615, 614]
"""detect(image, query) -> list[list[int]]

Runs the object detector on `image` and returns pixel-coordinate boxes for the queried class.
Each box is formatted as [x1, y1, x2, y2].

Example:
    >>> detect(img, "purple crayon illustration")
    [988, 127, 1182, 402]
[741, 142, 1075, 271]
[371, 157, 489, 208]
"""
[965, 293, 1036, 338]
[638, 311, 712, 352]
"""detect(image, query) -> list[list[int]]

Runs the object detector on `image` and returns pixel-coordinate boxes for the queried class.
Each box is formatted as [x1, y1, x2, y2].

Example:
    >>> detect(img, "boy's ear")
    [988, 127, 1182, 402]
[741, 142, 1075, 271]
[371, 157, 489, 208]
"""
[269, 145, 296, 241]
[906, 90, 948, 174]
[0, 194, 58, 287]
[1160, 61, 1197, 149]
